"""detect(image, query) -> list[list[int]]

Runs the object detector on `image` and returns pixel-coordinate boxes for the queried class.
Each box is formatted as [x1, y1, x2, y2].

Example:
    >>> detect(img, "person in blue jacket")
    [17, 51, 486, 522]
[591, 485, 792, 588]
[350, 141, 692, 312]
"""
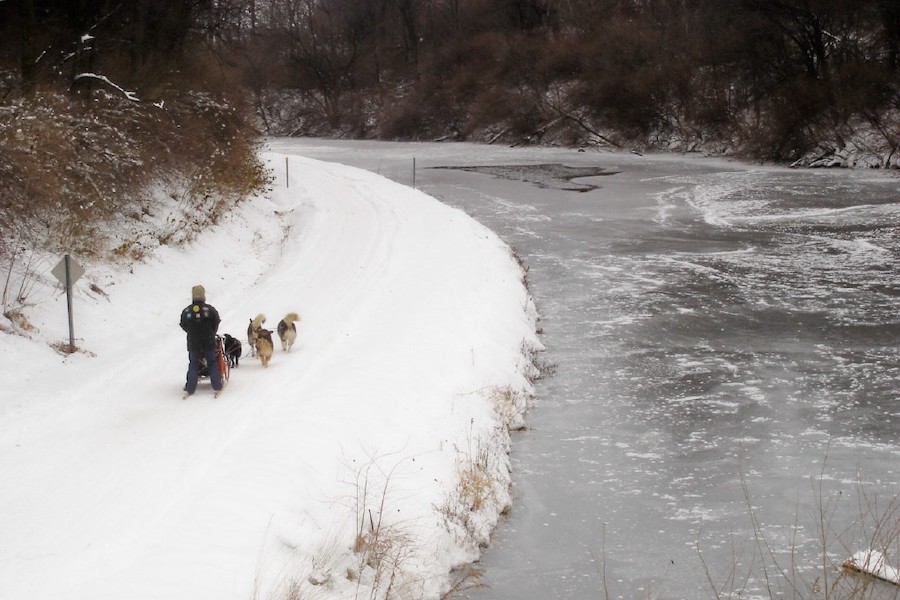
[180, 284, 223, 396]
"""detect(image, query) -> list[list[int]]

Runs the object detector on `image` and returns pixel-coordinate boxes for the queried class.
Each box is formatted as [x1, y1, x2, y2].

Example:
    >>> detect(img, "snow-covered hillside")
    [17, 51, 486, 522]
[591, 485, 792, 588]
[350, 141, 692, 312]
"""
[0, 153, 542, 600]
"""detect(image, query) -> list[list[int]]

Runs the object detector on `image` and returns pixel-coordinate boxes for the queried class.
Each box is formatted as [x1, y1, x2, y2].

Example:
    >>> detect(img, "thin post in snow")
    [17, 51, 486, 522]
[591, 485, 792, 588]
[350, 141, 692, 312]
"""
[51, 253, 83, 353]
[285, 156, 289, 188]
[64, 254, 75, 351]
[412, 157, 416, 189]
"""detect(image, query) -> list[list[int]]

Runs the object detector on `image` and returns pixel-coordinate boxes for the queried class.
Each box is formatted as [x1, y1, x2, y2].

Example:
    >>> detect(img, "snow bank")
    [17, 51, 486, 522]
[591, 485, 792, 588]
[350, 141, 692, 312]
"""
[0, 153, 542, 600]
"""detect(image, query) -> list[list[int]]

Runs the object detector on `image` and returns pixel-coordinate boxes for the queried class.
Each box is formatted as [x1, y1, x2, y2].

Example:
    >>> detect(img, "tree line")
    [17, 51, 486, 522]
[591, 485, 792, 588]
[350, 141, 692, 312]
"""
[1, 0, 899, 255]
[4, 1, 900, 157]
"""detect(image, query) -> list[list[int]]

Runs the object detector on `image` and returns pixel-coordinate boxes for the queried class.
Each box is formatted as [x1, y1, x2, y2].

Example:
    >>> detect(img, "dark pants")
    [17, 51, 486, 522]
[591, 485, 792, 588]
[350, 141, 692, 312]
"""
[185, 348, 223, 394]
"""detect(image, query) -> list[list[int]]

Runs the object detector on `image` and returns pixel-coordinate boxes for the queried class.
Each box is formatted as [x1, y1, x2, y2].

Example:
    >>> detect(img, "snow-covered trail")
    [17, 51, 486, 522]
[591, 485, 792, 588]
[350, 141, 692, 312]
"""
[0, 154, 539, 599]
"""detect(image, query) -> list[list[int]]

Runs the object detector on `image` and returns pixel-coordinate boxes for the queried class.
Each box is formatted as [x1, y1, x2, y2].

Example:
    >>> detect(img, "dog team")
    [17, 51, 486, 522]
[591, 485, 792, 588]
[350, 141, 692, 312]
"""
[221, 312, 300, 369]
[181, 285, 301, 399]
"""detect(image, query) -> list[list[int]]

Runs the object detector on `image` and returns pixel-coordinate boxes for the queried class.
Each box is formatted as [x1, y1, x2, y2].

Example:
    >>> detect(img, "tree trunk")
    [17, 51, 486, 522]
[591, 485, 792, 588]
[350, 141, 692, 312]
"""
[19, 0, 37, 95]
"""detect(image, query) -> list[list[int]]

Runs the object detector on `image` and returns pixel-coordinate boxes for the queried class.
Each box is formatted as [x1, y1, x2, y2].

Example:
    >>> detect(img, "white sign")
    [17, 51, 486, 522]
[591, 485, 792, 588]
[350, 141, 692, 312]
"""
[51, 255, 84, 286]
[51, 254, 84, 351]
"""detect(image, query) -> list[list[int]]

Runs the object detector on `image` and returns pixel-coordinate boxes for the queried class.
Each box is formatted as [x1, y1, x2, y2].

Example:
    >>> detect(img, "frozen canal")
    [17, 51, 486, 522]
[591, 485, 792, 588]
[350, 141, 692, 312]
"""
[271, 139, 900, 599]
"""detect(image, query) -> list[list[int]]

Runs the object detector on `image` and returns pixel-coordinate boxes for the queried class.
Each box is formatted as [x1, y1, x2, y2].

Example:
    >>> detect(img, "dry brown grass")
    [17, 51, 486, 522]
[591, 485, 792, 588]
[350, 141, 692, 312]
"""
[437, 421, 510, 558]
[440, 565, 488, 599]
[0, 89, 268, 261]
[338, 454, 426, 600]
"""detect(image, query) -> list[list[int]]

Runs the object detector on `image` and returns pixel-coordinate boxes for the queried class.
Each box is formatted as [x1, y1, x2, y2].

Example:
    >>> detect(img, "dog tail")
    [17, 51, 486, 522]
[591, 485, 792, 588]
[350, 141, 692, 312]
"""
[283, 312, 300, 324]
[251, 313, 266, 329]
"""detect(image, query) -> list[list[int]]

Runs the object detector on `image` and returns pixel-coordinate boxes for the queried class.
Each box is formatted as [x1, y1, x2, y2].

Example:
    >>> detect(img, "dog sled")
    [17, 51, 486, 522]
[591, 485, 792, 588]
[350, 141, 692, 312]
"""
[198, 335, 231, 383]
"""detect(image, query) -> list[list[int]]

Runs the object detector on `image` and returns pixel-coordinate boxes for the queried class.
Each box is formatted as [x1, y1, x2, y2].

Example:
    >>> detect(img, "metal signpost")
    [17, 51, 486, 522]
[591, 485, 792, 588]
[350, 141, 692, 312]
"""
[51, 254, 85, 351]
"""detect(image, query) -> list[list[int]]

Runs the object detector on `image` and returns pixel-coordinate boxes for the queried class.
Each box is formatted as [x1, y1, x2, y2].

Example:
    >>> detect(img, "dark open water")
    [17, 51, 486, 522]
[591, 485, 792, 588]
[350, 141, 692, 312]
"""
[271, 139, 900, 600]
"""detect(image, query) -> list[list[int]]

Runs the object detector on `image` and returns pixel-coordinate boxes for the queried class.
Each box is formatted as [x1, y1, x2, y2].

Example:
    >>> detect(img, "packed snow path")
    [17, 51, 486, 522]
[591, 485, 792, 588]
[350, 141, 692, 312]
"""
[0, 153, 540, 600]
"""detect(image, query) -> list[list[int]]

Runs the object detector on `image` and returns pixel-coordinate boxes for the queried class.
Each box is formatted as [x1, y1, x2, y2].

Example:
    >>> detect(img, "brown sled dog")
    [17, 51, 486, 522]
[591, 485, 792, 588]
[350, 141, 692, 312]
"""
[276, 312, 301, 352]
[255, 328, 274, 367]
[247, 313, 265, 357]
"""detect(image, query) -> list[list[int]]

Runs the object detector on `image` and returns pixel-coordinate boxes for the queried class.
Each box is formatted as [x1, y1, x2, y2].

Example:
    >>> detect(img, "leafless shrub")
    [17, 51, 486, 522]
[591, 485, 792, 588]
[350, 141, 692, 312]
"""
[0, 89, 268, 260]
[330, 452, 426, 600]
[700, 449, 900, 600]
[1, 239, 44, 330]
[489, 386, 530, 431]
[440, 565, 488, 599]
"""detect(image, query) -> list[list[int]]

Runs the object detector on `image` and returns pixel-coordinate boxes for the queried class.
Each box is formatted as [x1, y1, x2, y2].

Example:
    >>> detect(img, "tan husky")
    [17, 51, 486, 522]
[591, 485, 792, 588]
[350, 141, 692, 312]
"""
[255, 328, 274, 367]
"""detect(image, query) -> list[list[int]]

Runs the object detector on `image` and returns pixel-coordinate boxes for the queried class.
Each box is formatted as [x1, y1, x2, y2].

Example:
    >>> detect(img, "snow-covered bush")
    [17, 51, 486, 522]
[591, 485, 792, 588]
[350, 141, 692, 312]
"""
[0, 90, 268, 261]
